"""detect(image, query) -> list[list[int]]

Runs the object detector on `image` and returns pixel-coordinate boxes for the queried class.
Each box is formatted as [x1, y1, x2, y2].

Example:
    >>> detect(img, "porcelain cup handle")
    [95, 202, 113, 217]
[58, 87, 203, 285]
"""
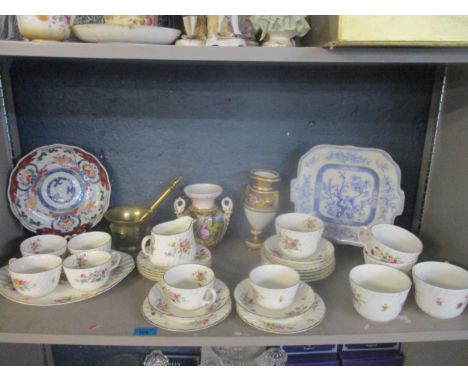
[174, 197, 186, 218]
[202, 287, 217, 307]
[358, 226, 371, 245]
[141, 235, 153, 257]
[8, 257, 18, 266]
[110, 251, 121, 270]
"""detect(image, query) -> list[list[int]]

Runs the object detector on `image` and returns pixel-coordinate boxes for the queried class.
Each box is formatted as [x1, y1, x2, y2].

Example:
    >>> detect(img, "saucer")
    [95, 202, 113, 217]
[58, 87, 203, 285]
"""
[236, 293, 326, 334]
[148, 278, 230, 318]
[0, 250, 134, 306]
[234, 279, 315, 319]
[263, 235, 335, 268]
[137, 244, 212, 281]
[142, 296, 232, 332]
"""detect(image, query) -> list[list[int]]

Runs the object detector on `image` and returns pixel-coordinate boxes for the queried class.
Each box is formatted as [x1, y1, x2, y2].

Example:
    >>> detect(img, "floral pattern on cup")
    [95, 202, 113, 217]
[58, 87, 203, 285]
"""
[351, 289, 366, 308]
[192, 269, 209, 286]
[164, 238, 193, 257]
[11, 278, 34, 292]
[279, 233, 301, 252]
[367, 246, 402, 264]
[303, 218, 319, 231]
[75, 269, 109, 284]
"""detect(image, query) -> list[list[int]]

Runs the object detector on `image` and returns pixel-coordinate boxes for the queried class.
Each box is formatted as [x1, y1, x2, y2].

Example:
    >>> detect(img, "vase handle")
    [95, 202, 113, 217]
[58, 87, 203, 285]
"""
[174, 197, 186, 218]
[220, 197, 234, 238]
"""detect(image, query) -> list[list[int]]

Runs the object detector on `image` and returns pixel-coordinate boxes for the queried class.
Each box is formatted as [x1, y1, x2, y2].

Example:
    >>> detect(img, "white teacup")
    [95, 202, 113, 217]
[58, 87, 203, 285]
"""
[249, 264, 300, 310]
[63, 250, 120, 292]
[358, 224, 423, 264]
[162, 264, 217, 310]
[20, 234, 67, 257]
[68, 231, 112, 255]
[413, 262, 468, 319]
[141, 216, 196, 267]
[349, 264, 412, 322]
[275, 213, 324, 259]
[8, 254, 62, 297]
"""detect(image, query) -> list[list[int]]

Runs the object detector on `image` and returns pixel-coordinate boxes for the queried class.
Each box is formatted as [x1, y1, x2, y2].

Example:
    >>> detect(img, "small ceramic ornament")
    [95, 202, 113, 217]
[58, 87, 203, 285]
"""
[206, 15, 246, 47]
[176, 16, 207, 46]
[250, 16, 311, 47]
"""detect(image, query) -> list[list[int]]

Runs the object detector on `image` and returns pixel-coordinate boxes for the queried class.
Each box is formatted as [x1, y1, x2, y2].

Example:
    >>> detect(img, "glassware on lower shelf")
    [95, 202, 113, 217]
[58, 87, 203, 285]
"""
[262, 347, 288, 366]
[211, 346, 267, 365]
[143, 350, 170, 366]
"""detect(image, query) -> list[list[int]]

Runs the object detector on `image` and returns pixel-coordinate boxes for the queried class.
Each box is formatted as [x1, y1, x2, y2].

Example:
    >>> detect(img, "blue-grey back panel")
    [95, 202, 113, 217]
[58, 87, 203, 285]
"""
[10, 60, 434, 238]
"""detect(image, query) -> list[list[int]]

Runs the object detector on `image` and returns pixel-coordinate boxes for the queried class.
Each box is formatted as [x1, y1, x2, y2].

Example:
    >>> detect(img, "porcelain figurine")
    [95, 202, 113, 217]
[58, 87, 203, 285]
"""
[250, 16, 310, 47]
[244, 169, 280, 250]
[176, 15, 207, 46]
[206, 15, 246, 47]
[174, 183, 233, 248]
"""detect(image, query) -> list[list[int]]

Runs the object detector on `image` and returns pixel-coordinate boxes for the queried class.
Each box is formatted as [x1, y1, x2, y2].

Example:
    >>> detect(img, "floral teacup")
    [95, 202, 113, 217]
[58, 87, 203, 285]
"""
[162, 264, 217, 310]
[349, 264, 412, 322]
[249, 264, 300, 310]
[275, 213, 324, 259]
[68, 231, 112, 255]
[63, 251, 120, 292]
[358, 224, 423, 264]
[8, 255, 62, 297]
[20, 234, 67, 257]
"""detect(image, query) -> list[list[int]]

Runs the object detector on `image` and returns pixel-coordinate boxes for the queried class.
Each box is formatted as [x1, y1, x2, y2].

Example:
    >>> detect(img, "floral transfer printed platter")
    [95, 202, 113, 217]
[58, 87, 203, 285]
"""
[0, 251, 134, 306]
[291, 145, 404, 246]
[234, 279, 315, 319]
[8, 144, 111, 236]
[236, 293, 326, 334]
[149, 279, 230, 319]
[142, 296, 232, 332]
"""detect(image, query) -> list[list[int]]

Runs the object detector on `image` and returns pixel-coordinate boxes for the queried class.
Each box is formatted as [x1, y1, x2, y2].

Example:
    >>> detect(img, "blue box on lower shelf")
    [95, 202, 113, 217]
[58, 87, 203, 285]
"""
[340, 353, 404, 366]
[286, 353, 340, 366]
[283, 344, 338, 354]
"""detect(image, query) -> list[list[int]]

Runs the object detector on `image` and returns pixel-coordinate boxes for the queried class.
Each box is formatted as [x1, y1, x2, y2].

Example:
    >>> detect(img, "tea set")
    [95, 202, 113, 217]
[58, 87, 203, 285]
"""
[142, 263, 232, 332]
[349, 224, 468, 322]
[2, 142, 467, 332]
[0, 231, 134, 305]
[260, 213, 336, 283]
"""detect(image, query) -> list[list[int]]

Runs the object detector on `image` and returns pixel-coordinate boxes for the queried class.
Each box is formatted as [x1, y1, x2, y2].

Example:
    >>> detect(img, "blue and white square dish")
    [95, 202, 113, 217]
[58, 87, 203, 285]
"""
[290, 145, 404, 246]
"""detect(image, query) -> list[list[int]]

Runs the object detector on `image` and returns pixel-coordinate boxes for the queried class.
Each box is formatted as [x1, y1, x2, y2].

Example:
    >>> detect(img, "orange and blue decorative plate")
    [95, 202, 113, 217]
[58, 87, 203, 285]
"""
[8, 144, 111, 236]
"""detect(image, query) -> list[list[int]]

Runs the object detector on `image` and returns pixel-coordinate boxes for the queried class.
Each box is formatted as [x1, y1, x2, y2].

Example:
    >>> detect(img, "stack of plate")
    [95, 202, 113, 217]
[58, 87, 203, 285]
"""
[141, 279, 232, 332]
[234, 279, 326, 334]
[137, 245, 212, 282]
[260, 235, 335, 282]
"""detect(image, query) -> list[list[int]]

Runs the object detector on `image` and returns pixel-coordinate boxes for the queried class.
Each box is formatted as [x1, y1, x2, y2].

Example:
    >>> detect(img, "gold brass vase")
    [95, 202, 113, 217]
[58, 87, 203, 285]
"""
[243, 169, 280, 250]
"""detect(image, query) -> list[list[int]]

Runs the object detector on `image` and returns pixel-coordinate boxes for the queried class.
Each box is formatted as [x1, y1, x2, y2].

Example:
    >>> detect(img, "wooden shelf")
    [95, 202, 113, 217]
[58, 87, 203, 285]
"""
[0, 238, 466, 346]
[1, 41, 468, 63]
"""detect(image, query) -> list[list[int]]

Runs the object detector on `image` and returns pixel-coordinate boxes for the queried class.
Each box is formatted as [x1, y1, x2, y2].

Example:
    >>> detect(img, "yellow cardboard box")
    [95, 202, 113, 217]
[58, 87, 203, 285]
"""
[308, 16, 468, 47]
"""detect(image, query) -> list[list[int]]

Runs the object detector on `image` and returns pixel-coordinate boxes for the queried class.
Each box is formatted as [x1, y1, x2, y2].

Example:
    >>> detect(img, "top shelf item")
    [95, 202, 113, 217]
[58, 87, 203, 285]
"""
[290, 145, 404, 246]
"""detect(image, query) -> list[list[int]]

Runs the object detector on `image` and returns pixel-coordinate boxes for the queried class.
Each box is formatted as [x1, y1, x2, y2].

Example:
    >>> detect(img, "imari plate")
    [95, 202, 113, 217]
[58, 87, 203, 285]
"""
[234, 279, 315, 319]
[142, 296, 232, 332]
[0, 251, 134, 306]
[8, 144, 111, 236]
[236, 293, 326, 334]
[291, 145, 404, 246]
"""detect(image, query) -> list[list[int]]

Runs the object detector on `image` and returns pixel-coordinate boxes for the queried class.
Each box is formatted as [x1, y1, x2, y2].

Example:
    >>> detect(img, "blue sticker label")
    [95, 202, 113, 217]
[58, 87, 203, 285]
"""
[133, 327, 158, 336]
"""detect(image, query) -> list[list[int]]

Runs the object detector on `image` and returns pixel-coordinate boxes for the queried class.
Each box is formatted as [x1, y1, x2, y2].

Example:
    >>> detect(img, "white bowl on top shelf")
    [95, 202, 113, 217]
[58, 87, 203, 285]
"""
[72, 24, 181, 44]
